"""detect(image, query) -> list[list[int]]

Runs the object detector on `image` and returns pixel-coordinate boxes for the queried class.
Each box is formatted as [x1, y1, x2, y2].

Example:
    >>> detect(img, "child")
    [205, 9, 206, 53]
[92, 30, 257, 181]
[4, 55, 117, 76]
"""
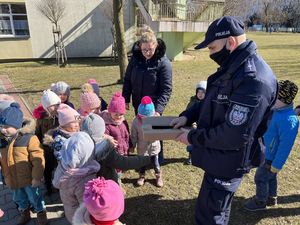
[185, 80, 207, 165]
[244, 80, 299, 211]
[101, 92, 130, 156]
[52, 132, 100, 223]
[33, 90, 61, 194]
[88, 78, 108, 110]
[43, 103, 80, 161]
[100, 92, 131, 185]
[73, 177, 125, 225]
[81, 113, 151, 183]
[0, 103, 47, 225]
[51, 81, 74, 108]
[131, 96, 162, 187]
[186, 80, 207, 109]
[79, 92, 101, 118]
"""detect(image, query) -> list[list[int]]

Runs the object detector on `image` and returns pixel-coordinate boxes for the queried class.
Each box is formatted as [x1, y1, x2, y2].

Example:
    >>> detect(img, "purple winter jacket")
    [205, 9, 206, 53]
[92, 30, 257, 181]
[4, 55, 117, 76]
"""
[100, 111, 131, 156]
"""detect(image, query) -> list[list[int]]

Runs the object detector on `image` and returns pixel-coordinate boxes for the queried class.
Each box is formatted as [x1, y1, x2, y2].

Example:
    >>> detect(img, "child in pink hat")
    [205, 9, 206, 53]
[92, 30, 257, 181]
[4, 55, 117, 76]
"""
[100, 92, 131, 185]
[88, 79, 108, 110]
[43, 104, 81, 161]
[79, 92, 101, 118]
[72, 177, 125, 225]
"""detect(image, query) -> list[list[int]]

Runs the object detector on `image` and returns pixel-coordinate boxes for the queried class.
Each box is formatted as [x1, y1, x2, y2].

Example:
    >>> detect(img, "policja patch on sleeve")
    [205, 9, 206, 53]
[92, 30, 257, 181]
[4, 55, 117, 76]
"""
[228, 104, 250, 126]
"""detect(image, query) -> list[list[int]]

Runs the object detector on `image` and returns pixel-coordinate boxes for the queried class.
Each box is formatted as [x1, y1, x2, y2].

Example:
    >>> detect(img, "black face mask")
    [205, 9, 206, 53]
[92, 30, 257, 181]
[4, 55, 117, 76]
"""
[209, 44, 231, 66]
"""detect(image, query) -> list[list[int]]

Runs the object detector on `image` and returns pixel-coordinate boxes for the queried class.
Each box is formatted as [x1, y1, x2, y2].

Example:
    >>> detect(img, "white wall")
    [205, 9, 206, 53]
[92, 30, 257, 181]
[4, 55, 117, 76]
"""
[25, 0, 136, 58]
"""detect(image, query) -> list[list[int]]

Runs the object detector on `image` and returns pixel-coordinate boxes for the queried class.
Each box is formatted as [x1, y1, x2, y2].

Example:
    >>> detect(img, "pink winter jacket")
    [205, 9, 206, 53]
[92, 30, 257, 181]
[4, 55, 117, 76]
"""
[100, 111, 131, 156]
[131, 117, 160, 156]
[52, 161, 100, 223]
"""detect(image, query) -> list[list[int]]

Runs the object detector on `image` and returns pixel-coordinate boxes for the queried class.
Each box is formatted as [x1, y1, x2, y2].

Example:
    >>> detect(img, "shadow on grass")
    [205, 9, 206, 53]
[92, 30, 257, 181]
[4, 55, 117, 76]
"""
[230, 195, 300, 225]
[123, 193, 300, 225]
[123, 194, 196, 225]
[162, 157, 187, 166]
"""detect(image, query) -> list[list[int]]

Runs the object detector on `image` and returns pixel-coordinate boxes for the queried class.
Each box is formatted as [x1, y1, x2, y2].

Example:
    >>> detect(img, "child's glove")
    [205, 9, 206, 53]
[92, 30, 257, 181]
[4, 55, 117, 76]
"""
[32, 179, 42, 188]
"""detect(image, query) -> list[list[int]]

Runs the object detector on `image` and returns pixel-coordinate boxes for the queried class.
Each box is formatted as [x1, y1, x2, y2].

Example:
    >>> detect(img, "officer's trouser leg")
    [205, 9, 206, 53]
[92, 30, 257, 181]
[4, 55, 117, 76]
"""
[195, 173, 242, 225]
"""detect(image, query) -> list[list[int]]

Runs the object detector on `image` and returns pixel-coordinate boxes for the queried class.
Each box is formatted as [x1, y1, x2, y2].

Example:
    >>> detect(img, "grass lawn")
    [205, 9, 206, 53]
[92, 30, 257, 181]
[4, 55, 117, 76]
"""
[1, 32, 300, 225]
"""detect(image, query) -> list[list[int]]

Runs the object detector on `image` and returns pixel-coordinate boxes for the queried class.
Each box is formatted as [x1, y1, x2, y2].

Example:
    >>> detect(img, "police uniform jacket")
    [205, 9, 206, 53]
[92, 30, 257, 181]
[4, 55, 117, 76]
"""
[181, 40, 277, 179]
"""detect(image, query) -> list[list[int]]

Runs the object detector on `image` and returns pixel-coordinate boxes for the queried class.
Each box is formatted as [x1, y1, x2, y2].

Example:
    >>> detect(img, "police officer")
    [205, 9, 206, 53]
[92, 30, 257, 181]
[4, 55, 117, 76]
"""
[170, 16, 277, 225]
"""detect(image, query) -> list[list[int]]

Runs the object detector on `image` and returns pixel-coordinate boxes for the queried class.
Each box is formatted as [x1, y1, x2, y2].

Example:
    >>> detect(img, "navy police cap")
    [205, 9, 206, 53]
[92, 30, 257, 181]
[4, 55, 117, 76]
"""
[195, 16, 245, 49]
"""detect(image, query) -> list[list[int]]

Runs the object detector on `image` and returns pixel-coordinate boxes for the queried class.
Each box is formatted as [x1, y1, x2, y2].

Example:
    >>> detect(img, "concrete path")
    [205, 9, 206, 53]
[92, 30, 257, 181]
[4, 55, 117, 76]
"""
[0, 75, 69, 225]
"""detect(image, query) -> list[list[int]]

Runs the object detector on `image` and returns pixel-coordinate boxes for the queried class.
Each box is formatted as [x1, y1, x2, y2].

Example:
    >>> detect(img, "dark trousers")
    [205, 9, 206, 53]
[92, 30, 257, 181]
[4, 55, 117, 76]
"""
[255, 163, 277, 202]
[195, 173, 243, 225]
[43, 146, 57, 189]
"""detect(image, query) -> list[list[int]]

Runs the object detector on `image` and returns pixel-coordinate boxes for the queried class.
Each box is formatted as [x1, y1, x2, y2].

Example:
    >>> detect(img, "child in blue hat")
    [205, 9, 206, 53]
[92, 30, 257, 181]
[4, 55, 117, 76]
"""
[130, 96, 162, 187]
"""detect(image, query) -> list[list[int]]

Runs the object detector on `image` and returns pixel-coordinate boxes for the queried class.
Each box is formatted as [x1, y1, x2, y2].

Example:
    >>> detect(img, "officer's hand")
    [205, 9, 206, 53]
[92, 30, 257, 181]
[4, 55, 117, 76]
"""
[170, 116, 187, 129]
[126, 103, 130, 110]
[32, 179, 42, 188]
[175, 128, 190, 145]
[154, 112, 161, 117]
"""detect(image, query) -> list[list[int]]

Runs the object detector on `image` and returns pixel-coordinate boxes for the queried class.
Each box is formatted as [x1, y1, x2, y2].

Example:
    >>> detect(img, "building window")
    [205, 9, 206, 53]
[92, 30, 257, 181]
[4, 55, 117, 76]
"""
[0, 3, 29, 37]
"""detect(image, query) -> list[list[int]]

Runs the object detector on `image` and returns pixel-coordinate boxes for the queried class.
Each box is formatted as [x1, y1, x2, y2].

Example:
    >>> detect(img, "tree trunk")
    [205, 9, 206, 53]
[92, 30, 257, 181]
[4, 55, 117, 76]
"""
[113, 0, 128, 83]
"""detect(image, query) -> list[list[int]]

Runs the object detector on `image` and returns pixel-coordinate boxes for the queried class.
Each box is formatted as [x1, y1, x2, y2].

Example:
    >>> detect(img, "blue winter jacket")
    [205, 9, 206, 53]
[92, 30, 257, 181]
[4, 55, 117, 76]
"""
[122, 39, 172, 114]
[181, 40, 277, 179]
[264, 104, 299, 170]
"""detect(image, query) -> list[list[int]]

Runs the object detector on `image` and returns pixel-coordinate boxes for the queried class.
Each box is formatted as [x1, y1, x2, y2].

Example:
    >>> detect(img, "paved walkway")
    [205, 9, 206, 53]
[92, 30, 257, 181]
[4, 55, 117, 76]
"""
[0, 75, 69, 225]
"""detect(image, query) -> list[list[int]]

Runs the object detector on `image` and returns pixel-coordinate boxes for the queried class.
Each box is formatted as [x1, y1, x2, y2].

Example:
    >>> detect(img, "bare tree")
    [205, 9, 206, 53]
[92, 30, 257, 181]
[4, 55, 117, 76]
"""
[113, 0, 128, 82]
[224, 0, 259, 23]
[36, 0, 67, 66]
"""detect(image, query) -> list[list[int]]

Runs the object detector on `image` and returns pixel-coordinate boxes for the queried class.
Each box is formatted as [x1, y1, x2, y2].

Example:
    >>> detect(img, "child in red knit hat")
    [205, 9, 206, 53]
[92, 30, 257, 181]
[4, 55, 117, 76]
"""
[100, 92, 131, 185]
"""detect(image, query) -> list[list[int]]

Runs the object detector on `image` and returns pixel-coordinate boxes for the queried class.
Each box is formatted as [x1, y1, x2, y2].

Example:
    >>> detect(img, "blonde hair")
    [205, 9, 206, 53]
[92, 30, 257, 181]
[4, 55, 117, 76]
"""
[139, 25, 157, 45]
[81, 83, 94, 93]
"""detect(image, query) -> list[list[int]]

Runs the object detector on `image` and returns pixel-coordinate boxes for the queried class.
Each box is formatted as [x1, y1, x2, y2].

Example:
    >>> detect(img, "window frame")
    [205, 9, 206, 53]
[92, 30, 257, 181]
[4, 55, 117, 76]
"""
[0, 3, 30, 38]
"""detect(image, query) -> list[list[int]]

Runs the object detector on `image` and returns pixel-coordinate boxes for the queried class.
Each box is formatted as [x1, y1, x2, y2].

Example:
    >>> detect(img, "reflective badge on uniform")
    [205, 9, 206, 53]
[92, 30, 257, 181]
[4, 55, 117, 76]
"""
[229, 104, 249, 126]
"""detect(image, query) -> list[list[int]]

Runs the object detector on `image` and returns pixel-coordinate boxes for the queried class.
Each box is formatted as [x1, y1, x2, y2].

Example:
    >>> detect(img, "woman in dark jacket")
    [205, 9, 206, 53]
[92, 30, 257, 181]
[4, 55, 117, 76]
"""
[122, 28, 172, 163]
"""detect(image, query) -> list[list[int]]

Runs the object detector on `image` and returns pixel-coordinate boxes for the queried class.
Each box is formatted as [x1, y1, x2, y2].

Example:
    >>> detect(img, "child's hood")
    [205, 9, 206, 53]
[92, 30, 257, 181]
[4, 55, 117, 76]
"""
[19, 117, 36, 135]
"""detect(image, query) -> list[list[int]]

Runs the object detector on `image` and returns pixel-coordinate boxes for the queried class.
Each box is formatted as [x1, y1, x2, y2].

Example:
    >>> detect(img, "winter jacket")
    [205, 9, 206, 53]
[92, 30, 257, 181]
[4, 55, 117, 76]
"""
[43, 128, 74, 160]
[131, 117, 160, 156]
[53, 160, 100, 222]
[264, 104, 299, 171]
[0, 118, 45, 189]
[122, 38, 172, 114]
[186, 95, 201, 110]
[73, 203, 125, 225]
[101, 111, 131, 156]
[95, 139, 150, 183]
[63, 100, 75, 109]
[181, 40, 277, 179]
[33, 104, 59, 158]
